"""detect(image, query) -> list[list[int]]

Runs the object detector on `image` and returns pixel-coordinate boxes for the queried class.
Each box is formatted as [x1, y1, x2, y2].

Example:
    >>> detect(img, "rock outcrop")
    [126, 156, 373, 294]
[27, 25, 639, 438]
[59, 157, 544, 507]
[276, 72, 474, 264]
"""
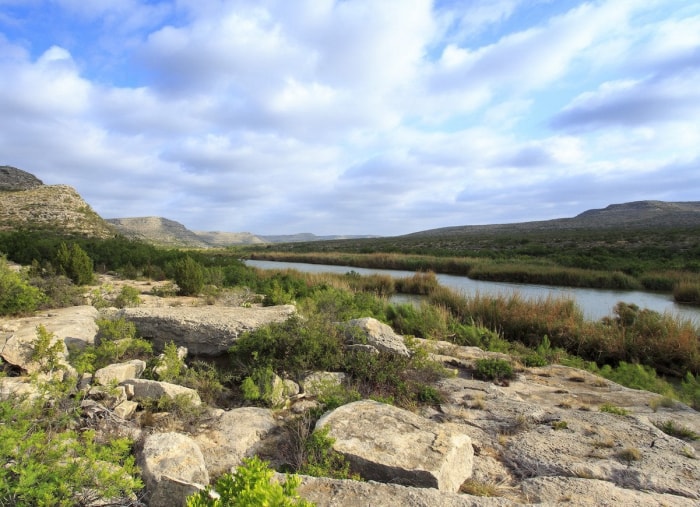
[121, 378, 202, 406]
[118, 305, 296, 355]
[0, 165, 43, 191]
[316, 400, 474, 492]
[340, 317, 410, 357]
[0, 305, 98, 373]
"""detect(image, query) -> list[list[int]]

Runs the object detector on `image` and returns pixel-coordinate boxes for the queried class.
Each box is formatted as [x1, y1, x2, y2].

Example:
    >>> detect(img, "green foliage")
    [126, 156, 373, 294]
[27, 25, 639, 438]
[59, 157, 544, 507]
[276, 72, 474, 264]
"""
[172, 255, 205, 296]
[673, 280, 700, 305]
[240, 366, 275, 404]
[156, 341, 185, 383]
[299, 426, 356, 480]
[681, 372, 700, 410]
[474, 358, 515, 382]
[186, 456, 314, 507]
[87, 317, 153, 371]
[230, 315, 344, 379]
[55, 241, 94, 285]
[654, 420, 700, 441]
[114, 285, 142, 308]
[0, 397, 142, 506]
[30, 325, 65, 375]
[387, 302, 449, 340]
[178, 360, 231, 406]
[0, 256, 46, 315]
[599, 403, 630, 416]
[597, 362, 676, 397]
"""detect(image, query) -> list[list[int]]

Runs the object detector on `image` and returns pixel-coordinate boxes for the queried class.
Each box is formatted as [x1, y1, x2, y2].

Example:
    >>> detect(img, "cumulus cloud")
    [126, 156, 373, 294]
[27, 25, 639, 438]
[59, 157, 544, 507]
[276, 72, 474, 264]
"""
[0, 0, 698, 235]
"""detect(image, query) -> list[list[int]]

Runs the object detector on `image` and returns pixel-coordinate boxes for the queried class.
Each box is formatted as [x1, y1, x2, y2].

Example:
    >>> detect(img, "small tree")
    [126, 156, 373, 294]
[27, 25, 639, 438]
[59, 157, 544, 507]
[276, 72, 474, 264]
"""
[0, 256, 45, 316]
[56, 242, 94, 285]
[173, 256, 204, 296]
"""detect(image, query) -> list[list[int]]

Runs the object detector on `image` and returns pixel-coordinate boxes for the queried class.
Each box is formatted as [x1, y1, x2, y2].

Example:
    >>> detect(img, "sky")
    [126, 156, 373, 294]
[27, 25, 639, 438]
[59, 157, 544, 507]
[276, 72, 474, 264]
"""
[0, 0, 699, 236]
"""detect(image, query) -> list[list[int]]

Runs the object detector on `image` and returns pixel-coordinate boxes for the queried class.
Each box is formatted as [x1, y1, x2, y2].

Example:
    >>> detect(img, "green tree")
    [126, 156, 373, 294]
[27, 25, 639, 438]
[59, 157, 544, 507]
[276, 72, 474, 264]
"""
[0, 256, 45, 316]
[173, 256, 204, 296]
[56, 242, 94, 285]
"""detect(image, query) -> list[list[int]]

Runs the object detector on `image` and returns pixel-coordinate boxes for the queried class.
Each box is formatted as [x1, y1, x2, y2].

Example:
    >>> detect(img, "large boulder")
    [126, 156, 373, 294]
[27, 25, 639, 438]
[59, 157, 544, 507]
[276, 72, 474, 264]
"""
[94, 359, 146, 386]
[316, 400, 473, 492]
[340, 317, 410, 357]
[0, 305, 98, 373]
[118, 305, 296, 355]
[121, 378, 202, 406]
[139, 432, 209, 507]
[194, 407, 280, 477]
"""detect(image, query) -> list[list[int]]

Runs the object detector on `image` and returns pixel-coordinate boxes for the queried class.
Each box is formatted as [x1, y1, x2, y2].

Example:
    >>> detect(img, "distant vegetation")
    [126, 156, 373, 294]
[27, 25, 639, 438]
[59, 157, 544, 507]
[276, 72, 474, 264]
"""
[242, 224, 700, 302]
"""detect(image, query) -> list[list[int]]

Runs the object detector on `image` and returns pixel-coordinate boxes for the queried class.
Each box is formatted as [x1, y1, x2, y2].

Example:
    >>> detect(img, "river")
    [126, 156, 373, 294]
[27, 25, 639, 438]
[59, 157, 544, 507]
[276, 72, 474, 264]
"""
[245, 259, 700, 323]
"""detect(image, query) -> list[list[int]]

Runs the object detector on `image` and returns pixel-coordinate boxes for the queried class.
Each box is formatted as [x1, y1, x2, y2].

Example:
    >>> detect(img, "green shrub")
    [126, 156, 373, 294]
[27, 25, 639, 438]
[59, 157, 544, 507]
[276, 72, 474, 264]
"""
[155, 341, 185, 383]
[240, 366, 275, 404]
[0, 256, 46, 315]
[298, 426, 356, 480]
[75, 317, 154, 372]
[681, 372, 700, 410]
[55, 242, 94, 285]
[114, 285, 142, 308]
[229, 315, 344, 379]
[172, 256, 204, 296]
[186, 456, 313, 507]
[30, 274, 83, 309]
[474, 358, 515, 381]
[30, 325, 65, 375]
[0, 397, 142, 506]
[179, 361, 231, 406]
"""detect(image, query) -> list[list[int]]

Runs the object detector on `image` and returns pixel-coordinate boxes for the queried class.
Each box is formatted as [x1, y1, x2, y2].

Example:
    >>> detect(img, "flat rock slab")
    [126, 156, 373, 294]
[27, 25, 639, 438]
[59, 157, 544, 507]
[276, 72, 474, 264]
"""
[290, 474, 512, 507]
[119, 305, 296, 355]
[0, 305, 98, 373]
[316, 400, 473, 492]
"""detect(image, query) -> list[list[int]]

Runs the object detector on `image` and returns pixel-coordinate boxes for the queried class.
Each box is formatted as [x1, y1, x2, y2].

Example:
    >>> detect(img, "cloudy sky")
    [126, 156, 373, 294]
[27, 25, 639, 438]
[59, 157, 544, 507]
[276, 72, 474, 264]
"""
[1, 0, 698, 236]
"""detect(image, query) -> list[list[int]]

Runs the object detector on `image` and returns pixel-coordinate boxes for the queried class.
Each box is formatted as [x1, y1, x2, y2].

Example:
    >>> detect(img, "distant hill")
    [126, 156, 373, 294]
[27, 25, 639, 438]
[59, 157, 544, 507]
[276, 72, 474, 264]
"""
[194, 231, 267, 246]
[107, 217, 210, 248]
[259, 233, 381, 243]
[401, 201, 700, 238]
[0, 166, 114, 237]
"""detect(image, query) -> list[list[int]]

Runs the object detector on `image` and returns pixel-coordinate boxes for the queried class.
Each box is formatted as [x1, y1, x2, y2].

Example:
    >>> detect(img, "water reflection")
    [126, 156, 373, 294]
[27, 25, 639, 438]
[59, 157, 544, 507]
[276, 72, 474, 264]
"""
[245, 259, 700, 323]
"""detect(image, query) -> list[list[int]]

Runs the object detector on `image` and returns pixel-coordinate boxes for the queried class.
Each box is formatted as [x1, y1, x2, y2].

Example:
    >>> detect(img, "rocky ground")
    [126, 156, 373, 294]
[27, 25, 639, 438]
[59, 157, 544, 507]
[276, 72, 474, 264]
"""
[1, 277, 699, 506]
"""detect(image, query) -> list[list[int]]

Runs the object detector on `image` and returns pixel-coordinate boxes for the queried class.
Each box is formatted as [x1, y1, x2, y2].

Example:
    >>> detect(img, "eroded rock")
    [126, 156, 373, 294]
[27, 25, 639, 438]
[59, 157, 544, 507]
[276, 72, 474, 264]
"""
[340, 317, 410, 357]
[316, 400, 473, 492]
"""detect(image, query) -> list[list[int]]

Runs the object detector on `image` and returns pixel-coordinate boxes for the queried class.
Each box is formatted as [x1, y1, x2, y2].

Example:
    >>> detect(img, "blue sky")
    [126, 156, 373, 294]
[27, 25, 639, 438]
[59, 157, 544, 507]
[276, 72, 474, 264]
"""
[1, 0, 698, 235]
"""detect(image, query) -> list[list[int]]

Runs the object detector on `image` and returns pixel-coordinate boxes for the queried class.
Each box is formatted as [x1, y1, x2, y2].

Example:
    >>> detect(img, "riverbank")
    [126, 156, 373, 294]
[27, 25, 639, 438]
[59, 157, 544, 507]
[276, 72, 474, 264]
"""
[247, 251, 700, 305]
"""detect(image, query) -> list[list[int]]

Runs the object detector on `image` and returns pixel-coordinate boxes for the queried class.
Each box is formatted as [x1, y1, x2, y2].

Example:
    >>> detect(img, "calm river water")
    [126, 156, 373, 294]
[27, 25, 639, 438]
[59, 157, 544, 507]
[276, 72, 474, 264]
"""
[245, 259, 700, 323]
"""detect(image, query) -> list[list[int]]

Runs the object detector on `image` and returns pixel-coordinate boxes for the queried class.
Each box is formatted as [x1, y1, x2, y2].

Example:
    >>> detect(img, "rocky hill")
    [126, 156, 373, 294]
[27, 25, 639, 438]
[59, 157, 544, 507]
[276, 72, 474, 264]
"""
[0, 166, 114, 237]
[193, 230, 268, 246]
[402, 201, 700, 238]
[107, 217, 210, 248]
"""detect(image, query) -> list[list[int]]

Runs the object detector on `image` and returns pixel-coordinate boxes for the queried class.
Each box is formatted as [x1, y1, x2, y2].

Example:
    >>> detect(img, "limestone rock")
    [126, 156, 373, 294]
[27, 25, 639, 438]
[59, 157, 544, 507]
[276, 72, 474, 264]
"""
[194, 407, 279, 476]
[0, 377, 40, 400]
[300, 371, 347, 396]
[139, 432, 209, 507]
[121, 378, 201, 406]
[118, 305, 296, 355]
[0, 305, 98, 373]
[113, 400, 139, 420]
[0, 165, 43, 191]
[94, 359, 146, 386]
[340, 317, 410, 357]
[291, 474, 512, 507]
[316, 400, 473, 492]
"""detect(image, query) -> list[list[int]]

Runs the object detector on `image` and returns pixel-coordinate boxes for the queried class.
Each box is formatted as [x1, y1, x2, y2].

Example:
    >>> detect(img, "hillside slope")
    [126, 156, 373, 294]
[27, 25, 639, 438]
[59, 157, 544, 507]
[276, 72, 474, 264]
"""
[107, 217, 210, 248]
[402, 201, 700, 238]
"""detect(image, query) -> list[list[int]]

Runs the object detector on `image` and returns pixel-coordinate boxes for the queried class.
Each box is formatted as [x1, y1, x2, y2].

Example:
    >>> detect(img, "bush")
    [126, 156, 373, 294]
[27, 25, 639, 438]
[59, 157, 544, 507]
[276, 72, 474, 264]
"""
[0, 256, 46, 315]
[55, 242, 94, 285]
[474, 358, 515, 381]
[72, 317, 153, 372]
[172, 256, 204, 296]
[186, 456, 313, 507]
[114, 285, 142, 308]
[0, 396, 142, 506]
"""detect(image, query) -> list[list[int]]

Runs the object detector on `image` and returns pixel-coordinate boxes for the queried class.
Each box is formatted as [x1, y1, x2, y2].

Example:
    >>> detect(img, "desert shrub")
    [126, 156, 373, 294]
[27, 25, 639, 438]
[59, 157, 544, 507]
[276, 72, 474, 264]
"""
[178, 361, 231, 406]
[155, 341, 185, 383]
[240, 365, 276, 404]
[229, 315, 344, 379]
[302, 286, 387, 322]
[82, 317, 153, 371]
[172, 255, 204, 296]
[30, 274, 84, 309]
[0, 256, 46, 315]
[298, 426, 356, 480]
[30, 325, 65, 375]
[55, 241, 94, 285]
[474, 358, 514, 381]
[150, 282, 178, 297]
[0, 397, 142, 506]
[186, 456, 313, 507]
[114, 285, 142, 308]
